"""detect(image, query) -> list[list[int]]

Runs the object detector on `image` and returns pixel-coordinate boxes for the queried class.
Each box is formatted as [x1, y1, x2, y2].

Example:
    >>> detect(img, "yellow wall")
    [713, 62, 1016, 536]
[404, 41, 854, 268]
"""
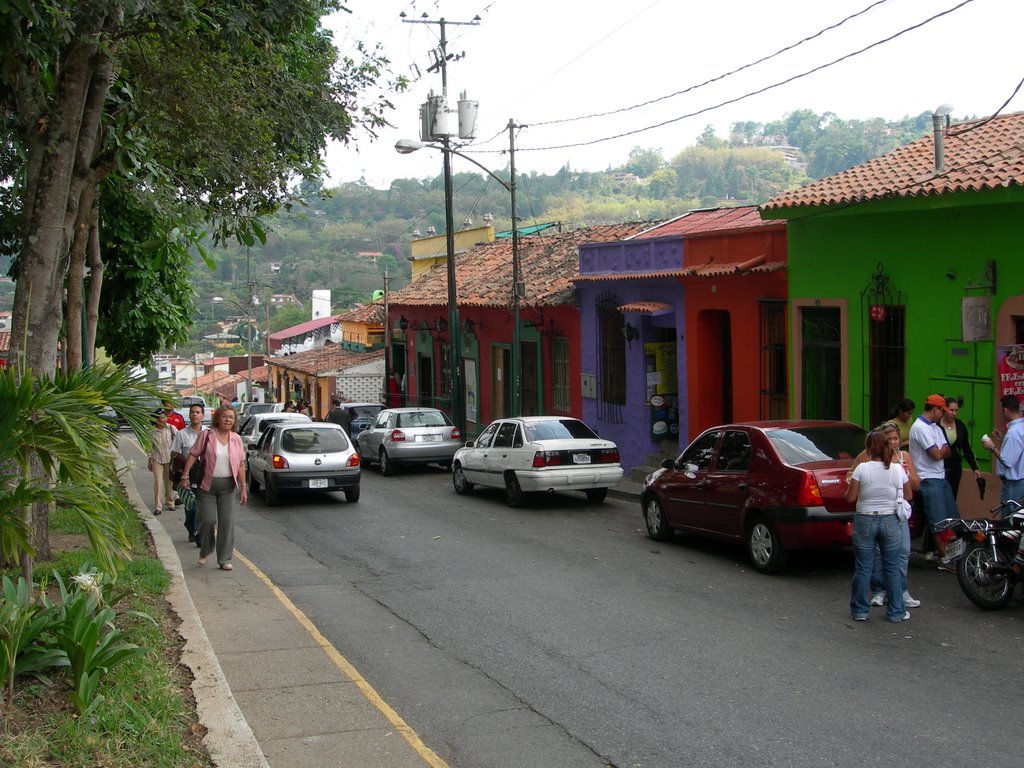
[410, 225, 494, 283]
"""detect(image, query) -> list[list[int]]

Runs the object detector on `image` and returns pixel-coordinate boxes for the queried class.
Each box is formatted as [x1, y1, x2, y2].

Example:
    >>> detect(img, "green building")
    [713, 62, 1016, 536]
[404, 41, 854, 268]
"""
[761, 111, 1024, 498]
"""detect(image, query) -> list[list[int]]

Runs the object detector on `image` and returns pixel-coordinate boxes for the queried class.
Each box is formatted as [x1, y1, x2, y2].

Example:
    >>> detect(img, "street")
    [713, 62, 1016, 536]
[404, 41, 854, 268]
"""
[128, 441, 1024, 768]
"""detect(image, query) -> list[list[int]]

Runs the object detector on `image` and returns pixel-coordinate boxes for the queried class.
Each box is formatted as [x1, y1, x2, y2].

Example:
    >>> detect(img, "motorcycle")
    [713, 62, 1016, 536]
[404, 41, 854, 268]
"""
[935, 500, 1024, 611]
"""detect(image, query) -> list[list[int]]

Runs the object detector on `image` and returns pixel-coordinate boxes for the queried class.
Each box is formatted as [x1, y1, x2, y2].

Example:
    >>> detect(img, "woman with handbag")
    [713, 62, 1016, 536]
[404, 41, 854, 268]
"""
[179, 405, 247, 571]
[845, 428, 913, 623]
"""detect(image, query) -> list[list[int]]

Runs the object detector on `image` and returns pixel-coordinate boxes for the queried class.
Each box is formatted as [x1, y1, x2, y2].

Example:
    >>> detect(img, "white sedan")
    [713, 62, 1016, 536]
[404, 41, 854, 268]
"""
[452, 416, 623, 506]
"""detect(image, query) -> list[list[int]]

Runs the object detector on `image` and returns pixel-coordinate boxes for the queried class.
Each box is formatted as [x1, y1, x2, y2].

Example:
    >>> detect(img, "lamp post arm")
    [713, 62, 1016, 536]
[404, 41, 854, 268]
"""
[446, 148, 512, 192]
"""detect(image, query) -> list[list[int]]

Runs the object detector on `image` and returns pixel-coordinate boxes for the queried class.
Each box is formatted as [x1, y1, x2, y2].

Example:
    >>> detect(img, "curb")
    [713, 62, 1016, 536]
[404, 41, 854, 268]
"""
[117, 454, 269, 768]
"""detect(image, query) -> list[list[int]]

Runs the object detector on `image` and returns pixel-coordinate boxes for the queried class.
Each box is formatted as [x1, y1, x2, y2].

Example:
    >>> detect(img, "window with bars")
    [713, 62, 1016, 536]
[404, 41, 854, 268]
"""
[598, 296, 626, 407]
[759, 301, 788, 419]
[551, 336, 570, 413]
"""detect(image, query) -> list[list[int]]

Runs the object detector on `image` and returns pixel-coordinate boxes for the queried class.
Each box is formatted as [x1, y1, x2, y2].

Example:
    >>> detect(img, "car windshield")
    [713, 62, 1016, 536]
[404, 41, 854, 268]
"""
[349, 406, 382, 421]
[245, 403, 276, 415]
[523, 419, 599, 442]
[281, 428, 349, 453]
[397, 411, 451, 428]
[767, 426, 866, 465]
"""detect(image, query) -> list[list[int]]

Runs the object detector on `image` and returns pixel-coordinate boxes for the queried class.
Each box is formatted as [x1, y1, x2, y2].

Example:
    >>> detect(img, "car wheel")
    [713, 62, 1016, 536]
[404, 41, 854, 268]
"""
[264, 477, 281, 507]
[585, 487, 608, 503]
[344, 485, 360, 504]
[746, 515, 789, 573]
[379, 448, 396, 477]
[452, 463, 474, 495]
[644, 497, 672, 541]
[504, 472, 525, 507]
[248, 471, 260, 493]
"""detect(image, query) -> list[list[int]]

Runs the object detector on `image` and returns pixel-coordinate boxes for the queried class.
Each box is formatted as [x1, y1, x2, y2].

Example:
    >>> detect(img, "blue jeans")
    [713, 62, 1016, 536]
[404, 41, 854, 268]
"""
[870, 516, 910, 597]
[851, 513, 904, 620]
[918, 477, 960, 531]
[999, 477, 1024, 515]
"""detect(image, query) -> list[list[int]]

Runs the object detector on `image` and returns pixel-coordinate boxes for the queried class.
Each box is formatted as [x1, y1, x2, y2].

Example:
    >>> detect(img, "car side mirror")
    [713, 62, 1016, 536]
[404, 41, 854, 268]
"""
[465, 440, 475, 448]
[661, 458, 676, 470]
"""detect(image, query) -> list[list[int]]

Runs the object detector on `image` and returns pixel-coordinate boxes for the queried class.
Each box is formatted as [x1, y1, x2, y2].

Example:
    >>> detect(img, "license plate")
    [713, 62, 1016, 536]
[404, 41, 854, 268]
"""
[420, 434, 441, 442]
[573, 453, 592, 465]
[309, 478, 328, 489]
[945, 537, 965, 560]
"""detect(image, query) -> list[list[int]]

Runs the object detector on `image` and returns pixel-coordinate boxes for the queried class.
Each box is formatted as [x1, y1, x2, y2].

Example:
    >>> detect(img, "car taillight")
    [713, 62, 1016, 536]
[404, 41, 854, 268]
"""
[347, 453, 360, 467]
[532, 451, 561, 468]
[450, 427, 462, 440]
[272, 455, 289, 469]
[796, 471, 822, 506]
[389, 429, 406, 442]
[598, 448, 619, 464]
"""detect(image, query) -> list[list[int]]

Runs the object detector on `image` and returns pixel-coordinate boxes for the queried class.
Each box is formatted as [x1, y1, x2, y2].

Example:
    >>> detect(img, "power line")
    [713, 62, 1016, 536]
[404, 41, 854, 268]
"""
[530, 0, 891, 129]
[470, 0, 977, 155]
[947, 73, 1024, 138]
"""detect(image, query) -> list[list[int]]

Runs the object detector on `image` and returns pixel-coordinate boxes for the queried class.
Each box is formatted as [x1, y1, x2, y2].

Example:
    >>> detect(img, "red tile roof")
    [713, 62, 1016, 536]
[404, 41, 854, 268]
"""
[268, 315, 338, 343]
[762, 112, 1024, 212]
[618, 301, 674, 315]
[389, 224, 649, 309]
[268, 345, 384, 376]
[0, 330, 9, 353]
[338, 301, 385, 324]
[632, 206, 780, 238]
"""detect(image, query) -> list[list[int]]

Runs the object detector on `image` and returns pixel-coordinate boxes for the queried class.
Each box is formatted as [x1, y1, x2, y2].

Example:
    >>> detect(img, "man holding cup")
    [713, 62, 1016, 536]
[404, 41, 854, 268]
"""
[982, 394, 1024, 510]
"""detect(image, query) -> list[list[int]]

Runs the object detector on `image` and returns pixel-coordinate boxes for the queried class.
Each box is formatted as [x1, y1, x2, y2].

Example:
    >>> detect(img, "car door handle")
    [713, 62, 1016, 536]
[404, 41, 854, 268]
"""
[695, 481, 707, 490]
[737, 483, 748, 491]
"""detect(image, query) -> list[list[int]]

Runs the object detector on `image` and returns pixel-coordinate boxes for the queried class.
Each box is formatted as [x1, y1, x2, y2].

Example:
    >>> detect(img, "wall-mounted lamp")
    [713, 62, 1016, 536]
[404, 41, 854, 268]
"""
[463, 318, 477, 338]
[437, 317, 449, 333]
[622, 323, 639, 349]
[398, 315, 410, 332]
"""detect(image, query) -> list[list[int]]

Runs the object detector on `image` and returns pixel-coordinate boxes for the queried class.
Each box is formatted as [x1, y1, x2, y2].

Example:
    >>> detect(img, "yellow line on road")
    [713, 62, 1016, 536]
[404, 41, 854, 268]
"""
[234, 551, 450, 768]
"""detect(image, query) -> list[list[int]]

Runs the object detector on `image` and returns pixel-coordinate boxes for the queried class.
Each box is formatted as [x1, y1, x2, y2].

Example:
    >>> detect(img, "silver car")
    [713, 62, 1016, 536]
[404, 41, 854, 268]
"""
[239, 412, 311, 451]
[247, 422, 360, 505]
[452, 416, 623, 507]
[356, 407, 463, 476]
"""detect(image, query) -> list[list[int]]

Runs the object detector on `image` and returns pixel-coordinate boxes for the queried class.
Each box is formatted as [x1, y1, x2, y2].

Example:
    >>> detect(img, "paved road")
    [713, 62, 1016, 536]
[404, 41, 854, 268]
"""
[217, 463, 1022, 768]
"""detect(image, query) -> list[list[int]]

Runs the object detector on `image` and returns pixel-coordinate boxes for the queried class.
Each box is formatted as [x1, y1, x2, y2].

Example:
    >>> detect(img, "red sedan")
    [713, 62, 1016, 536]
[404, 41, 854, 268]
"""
[640, 421, 867, 573]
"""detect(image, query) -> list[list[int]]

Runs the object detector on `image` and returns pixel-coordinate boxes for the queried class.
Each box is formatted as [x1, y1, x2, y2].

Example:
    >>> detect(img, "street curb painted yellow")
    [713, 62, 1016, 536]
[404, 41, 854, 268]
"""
[235, 551, 450, 768]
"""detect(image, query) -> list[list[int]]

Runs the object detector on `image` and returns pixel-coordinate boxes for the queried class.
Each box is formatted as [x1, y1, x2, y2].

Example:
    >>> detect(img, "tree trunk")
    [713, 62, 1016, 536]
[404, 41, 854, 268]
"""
[65, 182, 98, 372]
[85, 205, 103, 363]
[9, 35, 104, 379]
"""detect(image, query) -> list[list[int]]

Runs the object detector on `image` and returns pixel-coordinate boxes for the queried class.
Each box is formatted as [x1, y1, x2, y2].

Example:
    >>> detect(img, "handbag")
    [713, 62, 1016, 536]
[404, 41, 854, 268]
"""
[188, 431, 210, 486]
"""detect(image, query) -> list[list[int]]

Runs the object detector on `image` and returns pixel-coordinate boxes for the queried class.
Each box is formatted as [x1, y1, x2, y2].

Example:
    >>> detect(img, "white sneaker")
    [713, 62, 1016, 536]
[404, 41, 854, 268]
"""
[903, 592, 921, 608]
[870, 593, 886, 606]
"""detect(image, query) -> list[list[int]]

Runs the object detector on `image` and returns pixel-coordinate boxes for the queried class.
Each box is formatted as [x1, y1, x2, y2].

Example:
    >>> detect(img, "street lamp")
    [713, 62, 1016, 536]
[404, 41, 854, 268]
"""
[395, 127, 521, 417]
[212, 296, 254, 403]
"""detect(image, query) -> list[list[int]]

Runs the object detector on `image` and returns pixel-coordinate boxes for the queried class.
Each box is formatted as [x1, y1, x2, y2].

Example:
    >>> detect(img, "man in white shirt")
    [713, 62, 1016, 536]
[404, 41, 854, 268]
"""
[909, 393, 960, 568]
[171, 403, 205, 544]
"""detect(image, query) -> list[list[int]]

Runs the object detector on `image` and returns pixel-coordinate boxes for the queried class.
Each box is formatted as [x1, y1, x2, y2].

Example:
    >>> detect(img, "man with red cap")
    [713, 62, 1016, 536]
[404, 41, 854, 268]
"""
[909, 393, 960, 570]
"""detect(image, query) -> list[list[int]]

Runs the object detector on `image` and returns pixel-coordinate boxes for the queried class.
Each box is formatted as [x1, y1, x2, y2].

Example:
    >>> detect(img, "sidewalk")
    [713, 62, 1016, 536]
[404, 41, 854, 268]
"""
[120, 452, 446, 768]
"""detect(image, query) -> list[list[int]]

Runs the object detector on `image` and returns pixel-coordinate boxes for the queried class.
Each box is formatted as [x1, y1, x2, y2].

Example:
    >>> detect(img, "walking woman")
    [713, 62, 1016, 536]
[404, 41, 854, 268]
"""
[941, 396, 981, 499]
[148, 410, 178, 515]
[179, 405, 247, 571]
[845, 429, 913, 623]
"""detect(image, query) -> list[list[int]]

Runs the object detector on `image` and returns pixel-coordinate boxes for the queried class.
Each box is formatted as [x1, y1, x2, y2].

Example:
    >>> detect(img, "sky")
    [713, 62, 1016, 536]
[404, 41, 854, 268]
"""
[322, 0, 1024, 189]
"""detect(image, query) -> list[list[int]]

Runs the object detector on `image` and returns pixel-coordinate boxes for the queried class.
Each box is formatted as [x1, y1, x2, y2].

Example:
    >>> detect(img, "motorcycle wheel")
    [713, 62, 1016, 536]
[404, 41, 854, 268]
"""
[956, 541, 1016, 610]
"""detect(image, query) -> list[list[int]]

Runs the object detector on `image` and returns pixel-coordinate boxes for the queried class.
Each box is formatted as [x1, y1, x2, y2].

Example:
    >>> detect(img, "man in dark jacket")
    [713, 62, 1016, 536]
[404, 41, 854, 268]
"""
[325, 397, 351, 437]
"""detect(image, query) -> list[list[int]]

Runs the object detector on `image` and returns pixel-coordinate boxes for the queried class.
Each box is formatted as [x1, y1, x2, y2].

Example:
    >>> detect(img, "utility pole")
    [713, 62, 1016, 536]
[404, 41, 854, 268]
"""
[508, 119, 522, 417]
[402, 12, 480, 434]
[382, 266, 390, 404]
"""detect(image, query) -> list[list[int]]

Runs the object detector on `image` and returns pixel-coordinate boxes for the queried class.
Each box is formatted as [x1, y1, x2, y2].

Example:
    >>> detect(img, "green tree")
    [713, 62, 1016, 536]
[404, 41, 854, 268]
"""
[3, 1, 400, 378]
[696, 125, 725, 149]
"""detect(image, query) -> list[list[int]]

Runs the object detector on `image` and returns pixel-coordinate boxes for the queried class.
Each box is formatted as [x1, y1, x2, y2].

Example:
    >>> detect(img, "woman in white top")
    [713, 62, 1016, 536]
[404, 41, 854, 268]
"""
[845, 429, 912, 623]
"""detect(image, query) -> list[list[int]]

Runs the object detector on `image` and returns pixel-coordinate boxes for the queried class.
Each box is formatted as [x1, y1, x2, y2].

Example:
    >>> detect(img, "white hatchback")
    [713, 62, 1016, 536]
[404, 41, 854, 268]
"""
[452, 416, 623, 507]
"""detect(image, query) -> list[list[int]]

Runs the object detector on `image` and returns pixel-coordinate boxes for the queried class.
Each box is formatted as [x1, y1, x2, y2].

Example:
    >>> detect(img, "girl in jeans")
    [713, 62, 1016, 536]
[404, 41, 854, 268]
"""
[845, 430, 913, 623]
